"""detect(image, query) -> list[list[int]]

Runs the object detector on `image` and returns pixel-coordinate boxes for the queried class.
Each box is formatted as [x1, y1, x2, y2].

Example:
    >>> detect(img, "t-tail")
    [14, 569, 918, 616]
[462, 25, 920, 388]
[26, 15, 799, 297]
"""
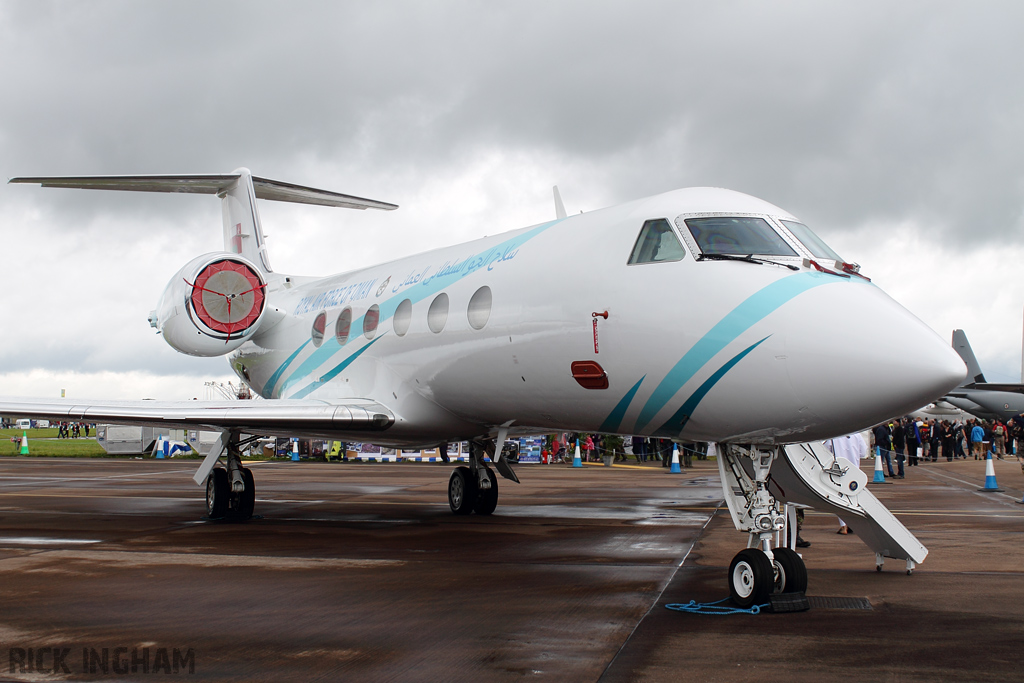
[951, 329, 987, 385]
[9, 168, 396, 356]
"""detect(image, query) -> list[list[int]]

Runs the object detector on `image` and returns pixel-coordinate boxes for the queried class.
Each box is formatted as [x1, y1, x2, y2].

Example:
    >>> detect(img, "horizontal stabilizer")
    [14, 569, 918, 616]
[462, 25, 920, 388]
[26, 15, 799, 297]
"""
[8, 173, 397, 211]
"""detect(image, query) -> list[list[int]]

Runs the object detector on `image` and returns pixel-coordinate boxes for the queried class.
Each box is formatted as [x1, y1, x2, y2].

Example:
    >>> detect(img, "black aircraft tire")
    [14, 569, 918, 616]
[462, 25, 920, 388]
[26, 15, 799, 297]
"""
[473, 470, 498, 515]
[729, 548, 773, 608]
[771, 547, 808, 594]
[206, 468, 229, 519]
[237, 467, 256, 520]
[448, 466, 477, 515]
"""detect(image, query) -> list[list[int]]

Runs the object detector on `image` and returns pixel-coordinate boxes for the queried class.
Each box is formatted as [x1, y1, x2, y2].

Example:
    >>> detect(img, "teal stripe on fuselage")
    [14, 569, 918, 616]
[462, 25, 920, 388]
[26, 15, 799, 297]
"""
[651, 337, 769, 437]
[275, 218, 563, 398]
[288, 336, 383, 400]
[263, 340, 311, 398]
[599, 375, 645, 433]
[633, 272, 837, 432]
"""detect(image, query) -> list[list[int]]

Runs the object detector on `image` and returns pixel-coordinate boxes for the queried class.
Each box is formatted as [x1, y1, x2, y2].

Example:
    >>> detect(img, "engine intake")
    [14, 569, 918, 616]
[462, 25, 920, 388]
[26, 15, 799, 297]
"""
[152, 253, 268, 357]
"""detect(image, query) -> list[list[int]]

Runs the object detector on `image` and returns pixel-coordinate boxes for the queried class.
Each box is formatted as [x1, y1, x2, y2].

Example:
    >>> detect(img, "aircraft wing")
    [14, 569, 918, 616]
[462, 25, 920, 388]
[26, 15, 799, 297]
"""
[961, 383, 1024, 395]
[0, 397, 394, 438]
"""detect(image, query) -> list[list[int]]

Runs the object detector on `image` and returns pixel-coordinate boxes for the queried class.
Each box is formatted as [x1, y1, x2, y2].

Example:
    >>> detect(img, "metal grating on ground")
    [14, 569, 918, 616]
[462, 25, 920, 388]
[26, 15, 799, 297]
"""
[807, 596, 872, 610]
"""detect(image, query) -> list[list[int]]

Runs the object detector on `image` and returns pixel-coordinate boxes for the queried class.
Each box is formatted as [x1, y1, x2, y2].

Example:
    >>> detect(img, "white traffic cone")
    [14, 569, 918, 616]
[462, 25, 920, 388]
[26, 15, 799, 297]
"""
[872, 447, 891, 484]
[978, 452, 1003, 492]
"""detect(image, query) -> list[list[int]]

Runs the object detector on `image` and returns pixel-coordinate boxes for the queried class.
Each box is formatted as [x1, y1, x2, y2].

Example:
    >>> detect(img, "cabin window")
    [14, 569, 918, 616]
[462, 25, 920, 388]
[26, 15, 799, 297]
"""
[780, 220, 844, 262]
[335, 307, 352, 345]
[393, 299, 412, 337]
[683, 216, 797, 257]
[467, 286, 492, 330]
[311, 311, 326, 347]
[363, 304, 380, 339]
[428, 293, 449, 333]
[627, 219, 687, 265]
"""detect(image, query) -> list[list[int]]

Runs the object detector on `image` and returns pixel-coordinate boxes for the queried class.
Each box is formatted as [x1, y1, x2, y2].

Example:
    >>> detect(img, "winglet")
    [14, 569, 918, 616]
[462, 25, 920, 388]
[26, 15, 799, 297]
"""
[952, 329, 987, 385]
[553, 186, 567, 220]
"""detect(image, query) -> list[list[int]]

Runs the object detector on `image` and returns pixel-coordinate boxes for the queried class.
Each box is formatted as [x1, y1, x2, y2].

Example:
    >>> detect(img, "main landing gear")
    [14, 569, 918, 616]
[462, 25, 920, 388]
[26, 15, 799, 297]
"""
[205, 433, 256, 521]
[719, 444, 808, 607]
[448, 435, 518, 516]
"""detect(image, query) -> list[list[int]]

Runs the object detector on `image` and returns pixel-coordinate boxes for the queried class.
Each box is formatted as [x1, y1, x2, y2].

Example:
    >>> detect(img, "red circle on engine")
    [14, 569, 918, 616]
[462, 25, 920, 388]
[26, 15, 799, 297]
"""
[189, 259, 265, 335]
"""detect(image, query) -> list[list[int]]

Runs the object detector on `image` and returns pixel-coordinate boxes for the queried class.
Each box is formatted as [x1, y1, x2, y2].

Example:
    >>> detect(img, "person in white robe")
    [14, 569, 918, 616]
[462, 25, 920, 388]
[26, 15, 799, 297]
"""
[824, 432, 868, 534]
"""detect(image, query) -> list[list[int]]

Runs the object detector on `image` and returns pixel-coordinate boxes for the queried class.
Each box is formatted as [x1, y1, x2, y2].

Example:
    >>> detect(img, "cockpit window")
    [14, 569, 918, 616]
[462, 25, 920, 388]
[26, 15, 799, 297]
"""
[780, 220, 844, 262]
[627, 219, 687, 265]
[683, 216, 797, 257]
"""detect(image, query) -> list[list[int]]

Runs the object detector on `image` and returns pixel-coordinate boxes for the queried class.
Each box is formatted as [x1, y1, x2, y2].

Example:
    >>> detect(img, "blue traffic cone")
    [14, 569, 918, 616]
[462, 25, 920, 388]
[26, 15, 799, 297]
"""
[291, 438, 300, 462]
[572, 439, 582, 468]
[670, 445, 681, 473]
[872, 447, 888, 484]
[155, 435, 165, 459]
[978, 452, 1003, 492]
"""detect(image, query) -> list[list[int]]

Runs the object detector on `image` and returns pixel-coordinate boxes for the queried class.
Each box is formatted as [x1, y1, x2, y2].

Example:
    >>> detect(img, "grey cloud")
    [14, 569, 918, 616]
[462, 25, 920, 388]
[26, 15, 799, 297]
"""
[5, 1, 1024, 245]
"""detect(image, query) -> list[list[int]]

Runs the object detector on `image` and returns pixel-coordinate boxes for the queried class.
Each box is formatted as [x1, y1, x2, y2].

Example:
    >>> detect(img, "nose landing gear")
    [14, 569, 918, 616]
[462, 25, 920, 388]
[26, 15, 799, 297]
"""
[720, 444, 808, 607]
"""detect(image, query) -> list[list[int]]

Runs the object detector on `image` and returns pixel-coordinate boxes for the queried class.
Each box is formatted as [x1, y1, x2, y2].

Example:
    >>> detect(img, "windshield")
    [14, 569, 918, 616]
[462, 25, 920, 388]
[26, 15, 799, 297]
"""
[780, 220, 844, 262]
[682, 216, 797, 257]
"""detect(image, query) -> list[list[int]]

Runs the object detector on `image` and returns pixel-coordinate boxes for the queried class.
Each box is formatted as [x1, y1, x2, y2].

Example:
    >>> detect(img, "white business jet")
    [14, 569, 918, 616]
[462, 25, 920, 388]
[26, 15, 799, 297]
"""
[4, 169, 965, 604]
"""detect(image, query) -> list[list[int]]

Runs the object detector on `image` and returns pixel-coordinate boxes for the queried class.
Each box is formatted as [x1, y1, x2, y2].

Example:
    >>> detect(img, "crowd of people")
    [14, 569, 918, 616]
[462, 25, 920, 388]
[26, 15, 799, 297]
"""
[543, 434, 709, 467]
[55, 421, 90, 439]
[870, 416, 1017, 479]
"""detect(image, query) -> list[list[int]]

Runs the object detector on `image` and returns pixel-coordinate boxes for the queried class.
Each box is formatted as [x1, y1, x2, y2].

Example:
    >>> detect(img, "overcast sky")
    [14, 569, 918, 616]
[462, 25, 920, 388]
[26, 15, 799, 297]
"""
[2, 1, 1024, 400]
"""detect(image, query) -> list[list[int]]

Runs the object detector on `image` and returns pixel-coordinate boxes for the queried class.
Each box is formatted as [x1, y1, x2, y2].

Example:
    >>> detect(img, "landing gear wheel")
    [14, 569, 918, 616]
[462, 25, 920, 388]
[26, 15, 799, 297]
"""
[236, 467, 256, 520]
[473, 470, 498, 515]
[206, 467, 229, 519]
[771, 547, 808, 594]
[729, 548, 773, 608]
[448, 466, 478, 515]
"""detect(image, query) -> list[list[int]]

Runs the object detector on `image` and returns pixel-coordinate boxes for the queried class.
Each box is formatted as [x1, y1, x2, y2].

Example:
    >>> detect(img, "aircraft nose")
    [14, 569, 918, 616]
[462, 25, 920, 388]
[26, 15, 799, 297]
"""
[785, 281, 966, 436]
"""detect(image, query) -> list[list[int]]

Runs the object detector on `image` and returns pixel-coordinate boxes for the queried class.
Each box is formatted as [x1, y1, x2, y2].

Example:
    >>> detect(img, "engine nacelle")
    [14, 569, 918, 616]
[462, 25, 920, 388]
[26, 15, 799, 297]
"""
[149, 253, 268, 357]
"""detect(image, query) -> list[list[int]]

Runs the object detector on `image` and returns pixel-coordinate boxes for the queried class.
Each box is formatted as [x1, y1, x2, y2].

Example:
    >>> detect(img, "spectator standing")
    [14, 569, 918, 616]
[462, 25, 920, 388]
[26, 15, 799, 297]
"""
[971, 421, 985, 460]
[632, 436, 646, 463]
[582, 434, 595, 462]
[873, 422, 895, 477]
[892, 419, 906, 478]
[929, 420, 941, 462]
[941, 420, 954, 462]
[906, 418, 921, 466]
[994, 421, 1006, 459]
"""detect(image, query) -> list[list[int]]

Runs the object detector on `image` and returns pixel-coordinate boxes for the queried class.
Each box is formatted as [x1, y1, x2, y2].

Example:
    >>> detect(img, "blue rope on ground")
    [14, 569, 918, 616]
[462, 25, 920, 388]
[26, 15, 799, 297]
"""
[665, 597, 767, 615]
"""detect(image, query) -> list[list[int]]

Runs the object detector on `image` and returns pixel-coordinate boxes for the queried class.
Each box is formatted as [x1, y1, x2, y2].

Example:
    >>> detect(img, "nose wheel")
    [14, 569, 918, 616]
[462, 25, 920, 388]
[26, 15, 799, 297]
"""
[728, 547, 807, 607]
[771, 547, 808, 594]
[729, 549, 773, 608]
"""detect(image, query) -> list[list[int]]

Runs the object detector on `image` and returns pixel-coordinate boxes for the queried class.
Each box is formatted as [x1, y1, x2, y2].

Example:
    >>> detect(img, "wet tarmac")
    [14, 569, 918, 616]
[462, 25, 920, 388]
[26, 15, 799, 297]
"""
[0, 455, 1021, 681]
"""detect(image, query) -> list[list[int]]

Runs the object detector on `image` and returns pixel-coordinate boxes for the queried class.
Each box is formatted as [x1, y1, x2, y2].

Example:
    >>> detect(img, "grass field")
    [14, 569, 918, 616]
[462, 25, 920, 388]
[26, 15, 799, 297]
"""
[1, 428, 107, 456]
[1, 427, 68, 440]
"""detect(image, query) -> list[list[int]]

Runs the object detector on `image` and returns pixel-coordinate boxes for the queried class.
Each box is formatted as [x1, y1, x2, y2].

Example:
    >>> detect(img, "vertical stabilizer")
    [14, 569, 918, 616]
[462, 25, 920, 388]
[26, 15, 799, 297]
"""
[553, 186, 567, 220]
[221, 168, 272, 273]
[951, 329, 986, 385]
